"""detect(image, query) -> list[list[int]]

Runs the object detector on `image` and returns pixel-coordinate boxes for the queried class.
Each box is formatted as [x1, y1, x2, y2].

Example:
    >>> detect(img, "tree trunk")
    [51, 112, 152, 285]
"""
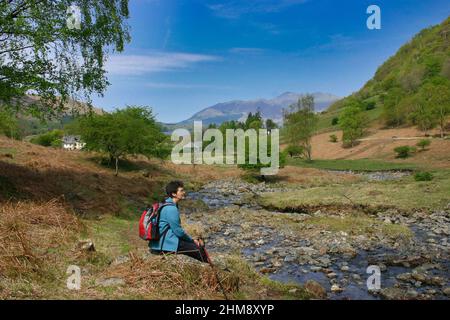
[115, 157, 119, 176]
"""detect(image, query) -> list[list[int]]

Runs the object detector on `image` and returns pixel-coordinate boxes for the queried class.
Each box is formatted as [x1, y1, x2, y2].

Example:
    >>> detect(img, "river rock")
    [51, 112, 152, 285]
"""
[327, 272, 337, 279]
[260, 267, 276, 274]
[284, 255, 296, 263]
[411, 272, 427, 282]
[443, 287, 450, 296]
[330, 284, 343, 293]
[396, 273, 412, 282]
[379, 287, 407, 300]
[77, 239, 95, 252]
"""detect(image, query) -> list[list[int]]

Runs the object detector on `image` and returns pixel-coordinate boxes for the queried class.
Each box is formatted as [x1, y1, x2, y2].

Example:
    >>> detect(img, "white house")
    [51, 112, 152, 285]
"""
[63, 135, 85, 150]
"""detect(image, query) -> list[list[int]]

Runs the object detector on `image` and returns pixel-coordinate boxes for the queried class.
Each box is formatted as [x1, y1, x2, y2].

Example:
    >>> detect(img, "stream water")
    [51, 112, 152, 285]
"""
[187, 174, 450, 300]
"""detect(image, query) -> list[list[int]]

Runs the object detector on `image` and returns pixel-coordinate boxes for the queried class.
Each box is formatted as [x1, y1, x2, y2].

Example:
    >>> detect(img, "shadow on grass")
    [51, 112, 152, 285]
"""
[0, 159, 168, 219]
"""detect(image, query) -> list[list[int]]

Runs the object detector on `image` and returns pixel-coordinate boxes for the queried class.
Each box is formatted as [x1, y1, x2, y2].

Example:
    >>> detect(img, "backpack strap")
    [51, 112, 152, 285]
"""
[157, 202, 175, 251]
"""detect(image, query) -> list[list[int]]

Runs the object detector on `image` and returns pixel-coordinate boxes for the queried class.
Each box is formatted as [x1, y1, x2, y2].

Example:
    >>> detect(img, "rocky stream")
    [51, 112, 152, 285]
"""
[186, 173, 450, 300]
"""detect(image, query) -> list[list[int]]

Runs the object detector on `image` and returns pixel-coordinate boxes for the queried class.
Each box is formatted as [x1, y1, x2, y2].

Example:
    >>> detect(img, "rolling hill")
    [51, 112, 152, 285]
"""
[322, 16, 450, 132]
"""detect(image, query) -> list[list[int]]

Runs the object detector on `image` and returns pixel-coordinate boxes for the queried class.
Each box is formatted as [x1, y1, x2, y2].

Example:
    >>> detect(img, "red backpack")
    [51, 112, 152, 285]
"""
[138, 202, 173, 241]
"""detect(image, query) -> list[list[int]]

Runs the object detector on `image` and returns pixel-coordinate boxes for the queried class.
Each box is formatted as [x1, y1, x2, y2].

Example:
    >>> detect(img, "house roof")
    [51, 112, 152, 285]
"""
[63, 135, 81, 144]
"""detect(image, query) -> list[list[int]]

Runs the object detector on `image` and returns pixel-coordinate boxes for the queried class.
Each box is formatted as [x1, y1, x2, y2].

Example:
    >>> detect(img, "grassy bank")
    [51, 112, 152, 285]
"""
[286, 158, 418, 172]
[260, 169, 450, 212]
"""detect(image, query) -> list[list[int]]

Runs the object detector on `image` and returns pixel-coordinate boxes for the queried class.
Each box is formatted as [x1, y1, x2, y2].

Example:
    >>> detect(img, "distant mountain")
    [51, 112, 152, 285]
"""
[163, 92, 340, 130]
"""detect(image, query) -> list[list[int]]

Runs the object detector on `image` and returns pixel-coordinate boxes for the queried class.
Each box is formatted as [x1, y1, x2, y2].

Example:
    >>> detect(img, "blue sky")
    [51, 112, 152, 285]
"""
[92, 0, 450, 123]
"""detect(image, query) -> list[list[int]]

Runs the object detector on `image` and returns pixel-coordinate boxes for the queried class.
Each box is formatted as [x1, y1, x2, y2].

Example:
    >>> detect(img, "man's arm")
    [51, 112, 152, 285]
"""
[164, 206, 193, 242]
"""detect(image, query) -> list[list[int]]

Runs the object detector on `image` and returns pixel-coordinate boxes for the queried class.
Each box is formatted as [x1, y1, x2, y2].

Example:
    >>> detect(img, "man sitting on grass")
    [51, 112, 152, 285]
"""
[150, 180, 209, 263]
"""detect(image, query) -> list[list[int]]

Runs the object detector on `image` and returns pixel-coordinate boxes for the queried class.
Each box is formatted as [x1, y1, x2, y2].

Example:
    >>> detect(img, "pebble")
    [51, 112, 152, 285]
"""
[330, 284, 343, 293]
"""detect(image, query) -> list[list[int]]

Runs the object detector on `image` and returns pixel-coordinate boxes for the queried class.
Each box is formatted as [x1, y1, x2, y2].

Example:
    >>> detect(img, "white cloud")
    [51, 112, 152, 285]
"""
[106, 52, 220, 75]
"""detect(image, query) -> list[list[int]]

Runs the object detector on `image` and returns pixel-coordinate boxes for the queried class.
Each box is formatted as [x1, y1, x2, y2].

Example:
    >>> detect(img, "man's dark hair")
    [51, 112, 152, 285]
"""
[165, 180, 184, 198]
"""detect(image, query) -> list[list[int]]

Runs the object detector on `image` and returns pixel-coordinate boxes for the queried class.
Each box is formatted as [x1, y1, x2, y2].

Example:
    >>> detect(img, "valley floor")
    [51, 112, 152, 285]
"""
[0, 134, 449, 299]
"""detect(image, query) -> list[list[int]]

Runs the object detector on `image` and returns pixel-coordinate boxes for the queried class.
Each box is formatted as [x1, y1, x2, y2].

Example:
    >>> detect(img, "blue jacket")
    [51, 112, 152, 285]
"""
[149, 197, 193, 252]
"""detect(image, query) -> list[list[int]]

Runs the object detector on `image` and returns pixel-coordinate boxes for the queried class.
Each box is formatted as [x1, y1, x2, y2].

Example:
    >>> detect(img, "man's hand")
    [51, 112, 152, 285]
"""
[194, 239, 204, 247]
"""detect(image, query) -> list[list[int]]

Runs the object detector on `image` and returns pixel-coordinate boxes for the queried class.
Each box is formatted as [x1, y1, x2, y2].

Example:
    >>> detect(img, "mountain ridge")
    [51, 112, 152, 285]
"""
[163, 91, 340, 130]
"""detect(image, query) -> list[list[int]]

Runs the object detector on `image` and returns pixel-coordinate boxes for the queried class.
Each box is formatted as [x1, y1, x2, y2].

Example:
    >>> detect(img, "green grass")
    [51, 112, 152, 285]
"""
[84, 215, 137, 258]
[260, 169, 450, 212]
[287, 158, 418, 172]
[306, 215, 413, 238]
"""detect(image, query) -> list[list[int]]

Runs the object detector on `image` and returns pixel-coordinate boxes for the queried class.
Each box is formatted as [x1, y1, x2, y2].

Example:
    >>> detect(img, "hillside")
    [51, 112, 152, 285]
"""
[1, 95, 104, 137]
[321, 16, 450, 132]
[0, 135, 317, 299]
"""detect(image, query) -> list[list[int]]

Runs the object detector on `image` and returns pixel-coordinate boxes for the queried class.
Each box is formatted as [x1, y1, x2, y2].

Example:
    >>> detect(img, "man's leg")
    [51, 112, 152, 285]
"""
[177, 239, 209, 263]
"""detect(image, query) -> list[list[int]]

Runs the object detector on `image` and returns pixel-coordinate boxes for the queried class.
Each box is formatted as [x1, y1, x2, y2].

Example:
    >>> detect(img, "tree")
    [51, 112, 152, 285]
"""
[416, 139, 431, 151]
[73, 106, 166, 176]
[238, 133, 286, 180]
[382, 87, 407, 127]
[0, 108, 20, 138]
[283, 94, 318, 161]
[245, 111, 263, 130]
[265, 119, 278, 131]
[339, 99, 368, 147]
[0, 1, 130, 118]
[423, 82, 450, 138]
[394, 145, 416, 158]
[284, 145, 303, 157]
[409, 92, 437, 134]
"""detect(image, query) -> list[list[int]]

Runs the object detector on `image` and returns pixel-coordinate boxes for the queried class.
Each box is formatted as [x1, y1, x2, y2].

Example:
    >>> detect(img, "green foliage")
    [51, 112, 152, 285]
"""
[364, 100, 376, 111]
[325, 17, 450, 130]
[265, 119, 278, 130]
[416, 139, 431, 150]
[339, 99, 368, 147]
[0, 109, 21, 139]
[331, 117, 339, 126]
[30, 130, 64, 147]
[414, 171, 433, 181]
[245, 111, 263, 130]
[394, 145, 416, 158]
[283, 94, 318, 160]
[0, 0, 130, 118]
[285, 145, 304, 157]
[237, 132, 286, 175]
[329, 134, 338, 143]
[72, 106, 167, 175]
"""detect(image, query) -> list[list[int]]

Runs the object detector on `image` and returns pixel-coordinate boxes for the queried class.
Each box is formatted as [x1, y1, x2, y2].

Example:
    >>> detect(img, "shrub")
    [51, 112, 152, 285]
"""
[364, 101, 376, 111]
[416, 139, 431, 150]
[394, 145, 416, 158]
[285, 145, 304, 158]
[414, 172, 433, 181]
[329, 134, 338, 143]
[30, 130, 63, 147]
[331, 117, 339, 126]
